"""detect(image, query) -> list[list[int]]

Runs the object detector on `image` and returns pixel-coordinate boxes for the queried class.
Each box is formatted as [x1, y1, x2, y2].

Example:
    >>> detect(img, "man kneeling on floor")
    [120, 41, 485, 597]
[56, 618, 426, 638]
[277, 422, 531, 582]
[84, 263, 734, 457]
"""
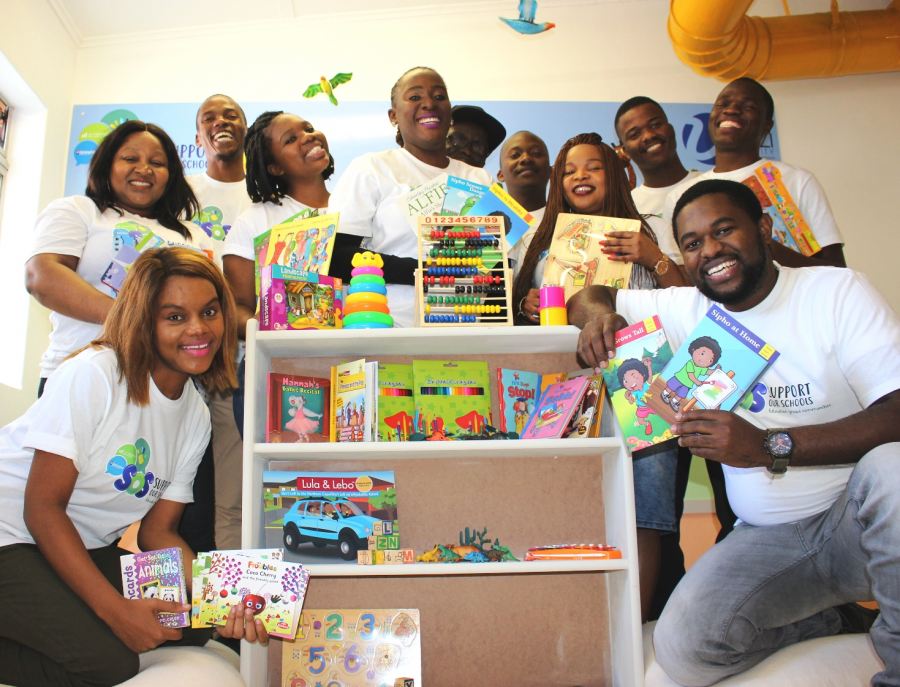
[568, 179, 899, 686]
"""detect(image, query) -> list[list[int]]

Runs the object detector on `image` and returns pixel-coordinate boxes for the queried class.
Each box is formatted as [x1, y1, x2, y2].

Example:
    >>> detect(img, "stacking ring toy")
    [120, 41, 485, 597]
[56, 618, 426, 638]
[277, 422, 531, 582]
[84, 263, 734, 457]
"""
[349, 274, 387, 285]
[343, 300, 390, 315]
[348, 282, 388, 296]
[345, 291, 387, 306]
[343, 311, 394, 328]
[350, 266, 383, 276]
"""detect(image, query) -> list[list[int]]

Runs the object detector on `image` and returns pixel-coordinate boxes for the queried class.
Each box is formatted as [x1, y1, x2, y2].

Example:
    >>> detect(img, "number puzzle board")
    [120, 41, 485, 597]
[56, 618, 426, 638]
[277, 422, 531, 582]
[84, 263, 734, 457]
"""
[280, 608, 421, 687]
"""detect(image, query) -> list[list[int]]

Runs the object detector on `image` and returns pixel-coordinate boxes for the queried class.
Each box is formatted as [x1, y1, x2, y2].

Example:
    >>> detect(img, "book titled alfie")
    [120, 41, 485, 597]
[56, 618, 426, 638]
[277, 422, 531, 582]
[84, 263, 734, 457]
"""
[120, 547, 189, 628]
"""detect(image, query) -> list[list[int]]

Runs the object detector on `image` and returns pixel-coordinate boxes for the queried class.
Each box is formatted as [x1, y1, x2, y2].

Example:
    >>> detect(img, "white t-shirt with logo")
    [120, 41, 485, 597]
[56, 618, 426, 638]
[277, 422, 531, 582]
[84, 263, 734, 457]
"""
[187, 173, 252, 267]
[29, 196, 202, 378]
[631, 170, 700, 264]
[0, 347, 210, 549]
[662, 159, 843, 252]
[617, 265, 900, 527]
[223, 196, 326, 264]
[329, 148, 493, 327]
[509, 206, 546, 283]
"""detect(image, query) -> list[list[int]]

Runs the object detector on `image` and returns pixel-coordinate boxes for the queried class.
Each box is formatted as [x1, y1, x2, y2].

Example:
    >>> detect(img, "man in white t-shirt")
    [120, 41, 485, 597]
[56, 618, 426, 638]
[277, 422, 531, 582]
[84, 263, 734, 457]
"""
[663, 78, 846, 269]
[186, 94, 250, 550]
[569, 179, 899, 686]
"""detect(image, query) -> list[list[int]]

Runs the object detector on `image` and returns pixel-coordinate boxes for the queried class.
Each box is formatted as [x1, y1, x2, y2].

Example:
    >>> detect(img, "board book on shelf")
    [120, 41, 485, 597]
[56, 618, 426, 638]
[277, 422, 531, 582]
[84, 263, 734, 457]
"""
[412, 360, 491, 440]
[266, 373, 331, 443]
[646, 306, 780, 425]
[520, 375, 591, 440]
[281, 608, 421, 687]
[200, 550, 310, 639]
[742, 162, 820, 257]
[377, 362, 415, 442]
[467, 182, 535, 249]
[440, 175, 489, 216]
[563, 370, 606, 439]
[258, 264, 343, 331]
[600, 316, 676, 453]
[543, 213, 640, 301]
[262, 470, 398, 564]
[494, 368, 565, 436]
[331, 359, 378, 443]
[120, 547, 189, 628]
[415, 214, 513, 327]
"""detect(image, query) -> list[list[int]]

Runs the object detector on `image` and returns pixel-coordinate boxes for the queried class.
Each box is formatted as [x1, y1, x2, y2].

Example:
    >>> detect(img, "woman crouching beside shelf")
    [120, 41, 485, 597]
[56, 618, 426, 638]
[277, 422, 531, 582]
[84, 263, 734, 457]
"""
[0, 248, 266, 687]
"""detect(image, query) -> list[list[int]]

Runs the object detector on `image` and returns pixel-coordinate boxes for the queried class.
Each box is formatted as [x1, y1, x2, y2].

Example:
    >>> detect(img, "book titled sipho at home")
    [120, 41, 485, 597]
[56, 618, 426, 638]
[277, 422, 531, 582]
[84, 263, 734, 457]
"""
[646, 306, 780, 425]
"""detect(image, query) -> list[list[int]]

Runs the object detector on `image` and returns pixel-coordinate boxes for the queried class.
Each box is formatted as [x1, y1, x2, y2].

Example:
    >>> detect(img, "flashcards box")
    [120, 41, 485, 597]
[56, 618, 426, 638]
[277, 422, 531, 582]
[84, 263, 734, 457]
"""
[120, 547, 189, 628]
[259, 264, 343, 331]
[647, 306, 780, 424]
[204, 551, 310, 639]
[520, 376, 590, 439]
[266, 372, 331, 443]
[412, 360, 491, 440]
[441, 175, 489, 216]
[467, 182, 535, 248]
[377, 363, 415, 442]
[601, 316, 676, 453]
[544, 213, 640, 301]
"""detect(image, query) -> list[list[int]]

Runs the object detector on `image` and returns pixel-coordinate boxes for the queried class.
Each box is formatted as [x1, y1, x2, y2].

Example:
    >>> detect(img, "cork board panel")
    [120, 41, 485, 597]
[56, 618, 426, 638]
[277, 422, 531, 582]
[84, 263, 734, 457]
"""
[271, 349, 588, 436]
[267, 572, 612, 687]
[264, 454, 608, 558]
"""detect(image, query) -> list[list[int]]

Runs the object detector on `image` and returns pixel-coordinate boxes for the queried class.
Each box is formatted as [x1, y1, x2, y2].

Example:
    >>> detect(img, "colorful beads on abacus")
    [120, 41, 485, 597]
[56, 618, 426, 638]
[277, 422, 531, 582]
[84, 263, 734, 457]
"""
[424, 314, 479, 323]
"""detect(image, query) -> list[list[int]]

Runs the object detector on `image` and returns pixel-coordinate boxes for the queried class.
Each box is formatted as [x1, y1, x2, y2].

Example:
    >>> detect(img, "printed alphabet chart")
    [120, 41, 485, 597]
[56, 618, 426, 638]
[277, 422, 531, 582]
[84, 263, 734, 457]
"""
[280, 608, 421, 687]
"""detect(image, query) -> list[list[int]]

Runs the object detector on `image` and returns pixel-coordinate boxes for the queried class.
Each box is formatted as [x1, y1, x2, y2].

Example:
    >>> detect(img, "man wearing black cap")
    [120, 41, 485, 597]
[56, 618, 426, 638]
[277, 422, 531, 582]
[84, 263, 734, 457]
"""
[447, 105, 507, 169]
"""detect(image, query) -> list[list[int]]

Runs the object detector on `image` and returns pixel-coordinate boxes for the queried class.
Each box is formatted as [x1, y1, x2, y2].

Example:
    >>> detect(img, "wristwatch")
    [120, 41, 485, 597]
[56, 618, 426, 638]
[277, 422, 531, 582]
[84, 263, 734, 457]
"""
[763, 429, 794, 474]
[653, 256, 670, 276]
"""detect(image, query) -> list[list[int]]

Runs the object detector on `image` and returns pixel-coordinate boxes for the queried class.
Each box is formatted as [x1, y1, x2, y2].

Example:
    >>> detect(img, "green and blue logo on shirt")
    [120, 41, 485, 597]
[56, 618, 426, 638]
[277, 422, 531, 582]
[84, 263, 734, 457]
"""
[106, 438, 155, 499]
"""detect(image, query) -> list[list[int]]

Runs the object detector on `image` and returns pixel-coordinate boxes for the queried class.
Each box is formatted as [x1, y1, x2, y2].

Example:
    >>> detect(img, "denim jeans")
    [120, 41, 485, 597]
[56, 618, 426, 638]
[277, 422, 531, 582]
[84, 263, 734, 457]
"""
[654, 442, 899, 687]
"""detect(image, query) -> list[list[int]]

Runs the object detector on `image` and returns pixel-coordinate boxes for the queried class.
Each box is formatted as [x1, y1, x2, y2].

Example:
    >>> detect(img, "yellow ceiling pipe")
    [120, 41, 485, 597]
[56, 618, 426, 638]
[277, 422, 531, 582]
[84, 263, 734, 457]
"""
[668, 0, 900, 81]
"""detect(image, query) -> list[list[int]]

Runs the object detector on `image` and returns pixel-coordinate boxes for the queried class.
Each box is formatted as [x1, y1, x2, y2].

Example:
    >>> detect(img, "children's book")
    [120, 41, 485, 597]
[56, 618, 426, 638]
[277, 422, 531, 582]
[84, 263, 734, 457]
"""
[600, 316, 676, 453]
[120, 547, 189, 628]
[331, 359, 378, 443]
[412, 360, 491, 440]
[495, 368, 541, 436]
[259, 264, 343, 331]
[404, 173, 448, 219]
[742, 162, 820, 257]
[563, 370, 606, 439]
[191, 548, 284, 629]
[543, 213, 641, 301]
[377, 363, 415, 442]
[646, 306, 780, 425]
[251, 207, 323, 300]
[266, 373, 331, 443]
[281, 608, 421, 686]
[520, 376, 590, 440]
[262, 470, 398, 564]
[467, 182, 536, 248]
[204, 551, 310, 639]
[262, 212, 339, 276]
[440, 175, 489, 216]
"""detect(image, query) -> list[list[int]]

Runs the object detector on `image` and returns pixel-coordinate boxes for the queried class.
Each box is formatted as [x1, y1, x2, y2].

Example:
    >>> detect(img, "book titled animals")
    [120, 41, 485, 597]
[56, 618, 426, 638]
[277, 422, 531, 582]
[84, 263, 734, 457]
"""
[120, 547, 189, 628]
[543, 213, 640, 301]
[266, 373, 331, 443]
[600, 316, 676, 453]
[646, 306, 780, 425]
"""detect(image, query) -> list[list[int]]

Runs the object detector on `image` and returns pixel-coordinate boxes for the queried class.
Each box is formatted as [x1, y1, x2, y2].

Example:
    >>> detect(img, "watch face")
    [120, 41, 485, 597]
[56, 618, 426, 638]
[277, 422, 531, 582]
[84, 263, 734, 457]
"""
[767, 432, 793, 457]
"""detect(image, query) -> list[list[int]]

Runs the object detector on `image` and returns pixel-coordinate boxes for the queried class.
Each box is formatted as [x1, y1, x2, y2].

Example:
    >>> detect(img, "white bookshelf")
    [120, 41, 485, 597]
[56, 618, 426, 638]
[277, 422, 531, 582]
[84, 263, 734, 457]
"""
[240, 320, 644, 686]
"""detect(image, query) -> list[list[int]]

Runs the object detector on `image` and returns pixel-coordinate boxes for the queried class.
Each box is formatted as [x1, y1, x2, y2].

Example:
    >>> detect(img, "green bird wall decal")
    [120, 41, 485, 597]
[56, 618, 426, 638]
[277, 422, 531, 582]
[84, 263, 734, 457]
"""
[303, 73, 353, 106]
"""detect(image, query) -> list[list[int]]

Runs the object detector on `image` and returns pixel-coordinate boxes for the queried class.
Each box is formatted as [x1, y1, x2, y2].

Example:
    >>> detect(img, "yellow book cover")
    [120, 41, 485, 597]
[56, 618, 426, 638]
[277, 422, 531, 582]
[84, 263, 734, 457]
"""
[543, 213, 640, 301]
[262, 211, 340, 275]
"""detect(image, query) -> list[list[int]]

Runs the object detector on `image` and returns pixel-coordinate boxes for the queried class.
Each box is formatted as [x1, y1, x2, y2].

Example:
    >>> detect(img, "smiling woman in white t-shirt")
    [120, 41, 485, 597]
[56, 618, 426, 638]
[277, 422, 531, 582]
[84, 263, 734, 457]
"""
[328, 66, 492, 327]
[0, 248, 267, 687]
[25, 120, 205, 392]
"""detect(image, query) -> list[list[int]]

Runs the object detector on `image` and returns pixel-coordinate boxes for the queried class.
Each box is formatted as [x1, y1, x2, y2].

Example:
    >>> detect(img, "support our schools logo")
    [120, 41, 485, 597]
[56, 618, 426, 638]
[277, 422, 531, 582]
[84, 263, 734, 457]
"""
[72, 109, 138, 167]
[106, 438, 155, 499]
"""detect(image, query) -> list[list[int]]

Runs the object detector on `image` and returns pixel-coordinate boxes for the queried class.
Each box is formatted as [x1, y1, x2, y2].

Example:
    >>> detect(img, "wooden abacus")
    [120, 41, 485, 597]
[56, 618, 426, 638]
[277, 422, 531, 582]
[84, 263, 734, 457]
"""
[415, 215, 514, 327]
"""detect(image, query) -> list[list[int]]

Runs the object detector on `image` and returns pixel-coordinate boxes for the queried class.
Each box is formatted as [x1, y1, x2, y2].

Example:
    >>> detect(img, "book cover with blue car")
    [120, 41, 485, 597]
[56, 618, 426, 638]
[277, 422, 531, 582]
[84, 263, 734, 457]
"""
[645, 305, 780, 425]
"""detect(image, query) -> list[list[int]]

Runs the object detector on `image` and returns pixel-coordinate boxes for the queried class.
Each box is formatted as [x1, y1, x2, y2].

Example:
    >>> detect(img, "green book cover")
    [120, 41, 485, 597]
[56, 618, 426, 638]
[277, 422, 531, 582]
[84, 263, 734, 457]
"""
[377, 363, 415, 442]
[412, 360, 491, 440]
